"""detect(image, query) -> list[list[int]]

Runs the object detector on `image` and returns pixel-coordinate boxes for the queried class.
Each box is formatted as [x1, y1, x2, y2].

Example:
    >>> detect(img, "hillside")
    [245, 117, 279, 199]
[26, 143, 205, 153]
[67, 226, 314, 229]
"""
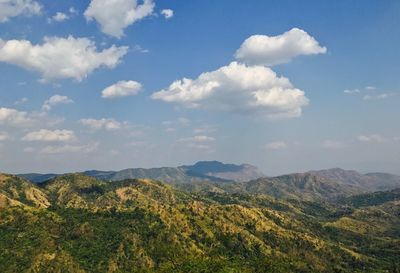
[1, 173, 399, 272]
[307, 168, 400, 192]
[241, 173, 362, 202]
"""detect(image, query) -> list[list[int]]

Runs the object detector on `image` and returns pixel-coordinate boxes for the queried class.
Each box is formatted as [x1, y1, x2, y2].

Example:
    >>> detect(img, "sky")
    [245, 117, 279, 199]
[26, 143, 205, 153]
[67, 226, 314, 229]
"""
[0, 0, 399, 175]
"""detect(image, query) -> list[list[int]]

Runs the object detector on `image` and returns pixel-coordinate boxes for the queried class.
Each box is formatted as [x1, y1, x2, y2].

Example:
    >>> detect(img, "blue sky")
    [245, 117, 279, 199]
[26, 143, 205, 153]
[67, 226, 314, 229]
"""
[0, 0, 399, 175]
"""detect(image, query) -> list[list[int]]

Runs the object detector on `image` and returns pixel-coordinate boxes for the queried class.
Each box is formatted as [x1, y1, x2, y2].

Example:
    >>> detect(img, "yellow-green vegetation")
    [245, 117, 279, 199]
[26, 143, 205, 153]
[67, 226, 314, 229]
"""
[0, 173, 399, 273]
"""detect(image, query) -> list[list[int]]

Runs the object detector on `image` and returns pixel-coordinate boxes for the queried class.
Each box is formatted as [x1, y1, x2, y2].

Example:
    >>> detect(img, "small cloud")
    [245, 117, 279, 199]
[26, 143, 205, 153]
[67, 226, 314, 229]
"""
[265, 141, 287, 150]
[343, 89, 360, 94]
[178, 135, 216, 143]
[0, 107, 33, 127]
[161, 9, 174, 19]
[321, 139, 345, 149]
[69, 7, 78, 15]
[177, 135, 215, 151]
[358, 134, 385, 143]
[235, 28, 326, 66]
[40, 142, 98, 154]
[42, 95, 73, 111]
[0, 0, 42, 22]
[132, 44, 149, 53]
[365, 86, 376, 90]
[23, 147, 36, 153]
[363, 93, 395, 101]
[48, 12, 69, 23]
[0, 132, 10, 141]
[22, 129, 76, 142]
[101, 80, 142, 99]
[84, 0, 155, 38]
[14, 97, 28, 105]
[80, 118, 123, 131]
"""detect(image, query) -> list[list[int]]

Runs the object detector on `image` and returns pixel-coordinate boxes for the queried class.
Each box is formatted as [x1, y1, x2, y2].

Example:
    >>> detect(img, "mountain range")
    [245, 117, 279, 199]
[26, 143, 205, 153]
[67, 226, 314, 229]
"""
[18, 162, 400, 202]
[18, 161, 265, 184]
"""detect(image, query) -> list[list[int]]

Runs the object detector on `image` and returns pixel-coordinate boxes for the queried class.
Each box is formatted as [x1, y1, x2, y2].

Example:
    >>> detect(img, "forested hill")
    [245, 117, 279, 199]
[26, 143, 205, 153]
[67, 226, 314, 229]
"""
[1, 173, 399, 272]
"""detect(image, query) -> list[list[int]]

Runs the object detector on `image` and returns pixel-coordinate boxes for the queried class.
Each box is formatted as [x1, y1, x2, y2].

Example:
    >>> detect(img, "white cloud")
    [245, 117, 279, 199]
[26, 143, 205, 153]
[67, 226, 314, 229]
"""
[343, 89, 360, 94]
[23, 147, 35, 153]
[235, 28, 326, 66]
[14, 97, 28, 105]
[0, 132, 10, 141]
[152, 61, 309, 118]
[69, 7, 78, 15]
[321, 140, 345, 149]
[161, 9, 173, 19]
[178, 135, 216, 143]
[101, 80, 142, 98]
[0, 0, 41, 22]
[22, 129, 76, 142]
[0, 107, 32, 126]
[80, 118, 122, 131]
[42, 95, 73, 111]
[265, 141, 287, 150]
[177, 135, 215, 151]
[49, 12, 69, 23]
[40, 142, 98, 154]
[132, 44, 149, 53]
[365, 86, 376, 90]
[84, 0, 155, 38]
[358, 134, 384, 143]
[0, 36, 128, 81]
[363, 93, 394, 100]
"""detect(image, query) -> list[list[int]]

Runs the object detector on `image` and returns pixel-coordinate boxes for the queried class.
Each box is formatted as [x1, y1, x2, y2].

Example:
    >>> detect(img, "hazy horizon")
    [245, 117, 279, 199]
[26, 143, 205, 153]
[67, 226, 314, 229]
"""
[8, 160, 400, 178]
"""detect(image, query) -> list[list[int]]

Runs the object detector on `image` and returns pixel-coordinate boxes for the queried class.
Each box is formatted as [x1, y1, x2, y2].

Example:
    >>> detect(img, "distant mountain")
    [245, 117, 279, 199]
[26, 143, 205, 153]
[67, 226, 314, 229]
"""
[181, 160, 265, 182]
[18, 161, 265, 184]
[307, 168, 400, 191]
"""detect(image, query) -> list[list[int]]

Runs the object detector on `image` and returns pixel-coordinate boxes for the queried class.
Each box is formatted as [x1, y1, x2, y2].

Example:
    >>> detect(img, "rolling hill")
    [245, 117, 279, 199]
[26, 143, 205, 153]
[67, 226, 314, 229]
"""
[1, 172, 400, 272]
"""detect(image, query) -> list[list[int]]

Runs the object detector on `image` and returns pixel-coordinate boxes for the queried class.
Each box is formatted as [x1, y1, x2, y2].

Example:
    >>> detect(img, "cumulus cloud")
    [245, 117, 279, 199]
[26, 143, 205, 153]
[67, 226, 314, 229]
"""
[161, 9, 173, 19]
[0, 0, 41, 22]
[235, 28, 326, 66]
[152, 62, 309, 118]
[42, 95, 73, 111]
[22, 129, 76, 142]
[80, 118, 122, 131]
[84, 0, 155, 38]
[0, 36, 128, 81]
[265, 141, 287, 150]
[101, 80, 142, 98]
[0, 107, 32, 126]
